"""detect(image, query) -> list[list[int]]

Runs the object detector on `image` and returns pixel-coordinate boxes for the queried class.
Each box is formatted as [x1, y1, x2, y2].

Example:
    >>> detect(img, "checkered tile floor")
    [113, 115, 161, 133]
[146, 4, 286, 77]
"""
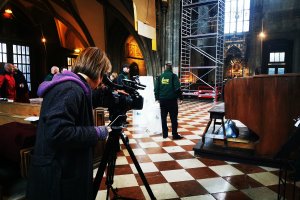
[94, 100, 300, 200]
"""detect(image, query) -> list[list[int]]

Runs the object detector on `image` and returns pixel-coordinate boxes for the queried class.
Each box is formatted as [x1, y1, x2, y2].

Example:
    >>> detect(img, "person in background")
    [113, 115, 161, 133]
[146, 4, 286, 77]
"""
[44, 65, 60, 81]
[13, 66, 30, 103]
[129, 62, 139, 80]
[117, 64, 130, 85]
[154, 63, 183, 140]
[0, 63, 16, 101]
[27, 47, 112, 200]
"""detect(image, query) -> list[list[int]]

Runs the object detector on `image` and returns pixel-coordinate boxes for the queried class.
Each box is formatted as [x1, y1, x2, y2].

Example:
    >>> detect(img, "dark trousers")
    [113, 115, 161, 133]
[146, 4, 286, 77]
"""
[159, 99, 178, 137]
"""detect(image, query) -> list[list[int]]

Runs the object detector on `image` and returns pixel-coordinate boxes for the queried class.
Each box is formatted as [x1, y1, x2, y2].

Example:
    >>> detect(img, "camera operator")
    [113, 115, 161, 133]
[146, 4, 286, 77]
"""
[27, 47, 112, 200]
[117, 64, 130, 85]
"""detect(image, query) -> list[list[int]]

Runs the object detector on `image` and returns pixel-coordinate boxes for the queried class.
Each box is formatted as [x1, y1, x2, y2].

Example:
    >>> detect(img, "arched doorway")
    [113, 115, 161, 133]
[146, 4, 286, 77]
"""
[225, 45, 249, 78]
[124, 35, 146, 78]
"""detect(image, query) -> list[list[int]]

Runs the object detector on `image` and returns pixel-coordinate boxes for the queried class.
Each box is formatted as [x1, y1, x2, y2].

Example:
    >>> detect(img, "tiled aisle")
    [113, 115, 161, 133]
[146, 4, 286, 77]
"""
[95, 100, 300, 200]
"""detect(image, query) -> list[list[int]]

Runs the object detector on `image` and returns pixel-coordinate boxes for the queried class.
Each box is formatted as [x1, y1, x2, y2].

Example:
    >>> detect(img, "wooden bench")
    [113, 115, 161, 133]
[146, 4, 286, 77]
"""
[201, 102, 227, 145]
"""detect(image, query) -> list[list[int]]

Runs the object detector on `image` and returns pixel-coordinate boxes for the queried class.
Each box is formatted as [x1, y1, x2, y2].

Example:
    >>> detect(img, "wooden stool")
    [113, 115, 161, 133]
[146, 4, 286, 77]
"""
[202, 103, 227, 145]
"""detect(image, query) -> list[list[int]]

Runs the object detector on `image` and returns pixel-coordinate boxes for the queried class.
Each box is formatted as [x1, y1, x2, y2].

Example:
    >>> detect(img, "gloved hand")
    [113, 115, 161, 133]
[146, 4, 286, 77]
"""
[95, 126, 109, 140]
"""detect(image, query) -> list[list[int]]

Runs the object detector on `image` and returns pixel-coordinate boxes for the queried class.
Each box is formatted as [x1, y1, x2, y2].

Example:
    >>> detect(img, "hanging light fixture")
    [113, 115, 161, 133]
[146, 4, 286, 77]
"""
[4, 9, 13, 14]
[41, 36, 46, 43]
[3, 8, 13, 19]
[74, 48, 81, 54]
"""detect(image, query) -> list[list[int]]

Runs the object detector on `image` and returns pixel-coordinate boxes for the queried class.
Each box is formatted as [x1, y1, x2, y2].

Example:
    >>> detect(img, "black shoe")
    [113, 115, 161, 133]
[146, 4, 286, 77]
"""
[172, 134, 183, 140]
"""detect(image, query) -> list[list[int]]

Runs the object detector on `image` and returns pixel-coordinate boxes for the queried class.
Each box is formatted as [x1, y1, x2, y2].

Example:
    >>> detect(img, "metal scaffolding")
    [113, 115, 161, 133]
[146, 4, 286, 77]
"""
[180, 0, 225, 101]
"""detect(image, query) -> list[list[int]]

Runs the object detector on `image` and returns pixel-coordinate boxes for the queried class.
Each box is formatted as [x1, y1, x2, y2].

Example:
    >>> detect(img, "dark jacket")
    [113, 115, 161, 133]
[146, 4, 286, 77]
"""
[27, 71, 99, 200]
[117, 71, 129, 85]
[14, 69, 30, 103]
[154, 69, 182, 100]
[44, 73, 54, 81]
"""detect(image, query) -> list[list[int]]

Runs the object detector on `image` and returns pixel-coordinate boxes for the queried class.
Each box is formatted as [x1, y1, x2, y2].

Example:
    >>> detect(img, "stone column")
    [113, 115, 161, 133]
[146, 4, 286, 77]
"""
[165, 0, 181, 75]
[161, 0, 168, 71]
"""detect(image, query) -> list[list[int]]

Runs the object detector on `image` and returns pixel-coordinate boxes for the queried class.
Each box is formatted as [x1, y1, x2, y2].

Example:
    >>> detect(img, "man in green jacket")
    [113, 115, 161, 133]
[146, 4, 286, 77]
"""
[154, 63, 183, 139]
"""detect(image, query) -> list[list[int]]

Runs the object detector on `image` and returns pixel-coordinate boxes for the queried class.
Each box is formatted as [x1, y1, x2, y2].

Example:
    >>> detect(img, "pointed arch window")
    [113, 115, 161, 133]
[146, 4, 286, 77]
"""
[224, 0, 250, 34]
[13, 44, 31, 91]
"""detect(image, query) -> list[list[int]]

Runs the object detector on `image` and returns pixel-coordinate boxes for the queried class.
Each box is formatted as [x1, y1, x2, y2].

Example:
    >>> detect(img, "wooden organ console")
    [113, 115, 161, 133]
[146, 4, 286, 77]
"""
[224, 73, 300, 156]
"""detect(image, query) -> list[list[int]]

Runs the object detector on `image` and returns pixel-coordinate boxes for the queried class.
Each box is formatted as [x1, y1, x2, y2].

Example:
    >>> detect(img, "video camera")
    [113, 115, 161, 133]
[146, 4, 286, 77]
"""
[102, 75, 146, 124]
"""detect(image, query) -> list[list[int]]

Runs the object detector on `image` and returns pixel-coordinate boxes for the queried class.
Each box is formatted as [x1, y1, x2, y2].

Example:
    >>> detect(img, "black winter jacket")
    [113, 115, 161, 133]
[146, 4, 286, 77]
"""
[27, 73, 100, 200]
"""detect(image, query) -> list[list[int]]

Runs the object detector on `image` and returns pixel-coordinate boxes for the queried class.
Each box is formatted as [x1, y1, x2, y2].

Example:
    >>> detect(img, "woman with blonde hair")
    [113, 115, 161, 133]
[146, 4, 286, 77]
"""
[27, 47, 112, 200]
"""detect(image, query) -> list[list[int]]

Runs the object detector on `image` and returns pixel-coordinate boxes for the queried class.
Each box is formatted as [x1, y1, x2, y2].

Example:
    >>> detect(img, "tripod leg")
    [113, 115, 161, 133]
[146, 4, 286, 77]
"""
[93, 134, 115, 199]
[120, 133, 156, 200]
[105, 143, 118, 199]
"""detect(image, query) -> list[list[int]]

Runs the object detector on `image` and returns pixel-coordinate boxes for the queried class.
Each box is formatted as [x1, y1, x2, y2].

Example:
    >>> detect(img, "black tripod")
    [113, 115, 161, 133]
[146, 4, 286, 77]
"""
[92, 115, 156, 200]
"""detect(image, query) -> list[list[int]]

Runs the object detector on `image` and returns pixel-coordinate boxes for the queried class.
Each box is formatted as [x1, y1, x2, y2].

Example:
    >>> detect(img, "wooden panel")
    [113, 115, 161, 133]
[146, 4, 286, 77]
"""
[94, 107, 105, 126]
[0, 102, 40, 116]
[93, 107, 106, 168]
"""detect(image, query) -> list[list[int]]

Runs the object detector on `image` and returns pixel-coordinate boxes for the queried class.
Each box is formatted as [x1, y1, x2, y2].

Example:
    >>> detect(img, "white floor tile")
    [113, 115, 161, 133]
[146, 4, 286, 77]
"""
[141, 183, 178, 200]
[128, 138, 137, 144]
[152, 136, 171, 142]
[248, 172, 279, 186]
[93, 169, 106, 178]
[177, 158, 206, 169]
[148, 153, 174, 162]
[112, 174, 138, 188]
[115, 156, 128, 165]
[180, 125, 196, 128]
[181, 194, 216, 200]
[225, 161, 239, 165]
[161, 169, 194, 182]
[184, 134, 202, 139]
[139, 142, 160, 148]
[242, 187, 278, 200]
[178, 128, 189, 132]
[130, 162, 159, 174]
[131, 134, 149, 139]
[122, 149, 129, 156]
[191, 131, 203, 135]
[198, 177, 237, 193]
[163, 146, 186, 153]
[259, 166, 279, 171]
[173, 139, 195, 146]
[96, 190, 108, 200]
[209, 165, 244, 177]
[131, 148, 146, 155]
